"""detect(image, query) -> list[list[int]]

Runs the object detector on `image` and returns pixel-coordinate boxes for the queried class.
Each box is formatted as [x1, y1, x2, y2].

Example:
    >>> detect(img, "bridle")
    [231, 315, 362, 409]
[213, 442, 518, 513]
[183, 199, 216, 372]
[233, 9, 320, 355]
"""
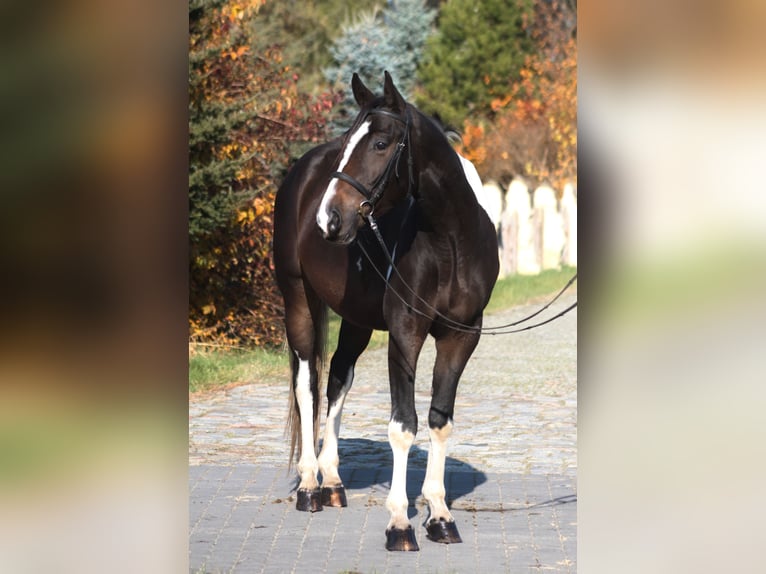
[329, 107, 415, 218]
[330, 105, 577, 334]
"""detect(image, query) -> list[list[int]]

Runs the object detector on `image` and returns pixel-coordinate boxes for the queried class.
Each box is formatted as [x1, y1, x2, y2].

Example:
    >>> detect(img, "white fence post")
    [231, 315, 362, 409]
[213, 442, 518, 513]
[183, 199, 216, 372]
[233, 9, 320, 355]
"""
[503, 179, 540, 275]
[533, 185, 565, 270]
[496, 179, 577, 276]
[560, 182, 577, 267]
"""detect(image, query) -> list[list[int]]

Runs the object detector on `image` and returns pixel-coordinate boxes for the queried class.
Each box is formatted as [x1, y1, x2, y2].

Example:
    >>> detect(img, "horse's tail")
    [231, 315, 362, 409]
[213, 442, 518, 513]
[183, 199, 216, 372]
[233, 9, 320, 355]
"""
[286, 302, 328, 470]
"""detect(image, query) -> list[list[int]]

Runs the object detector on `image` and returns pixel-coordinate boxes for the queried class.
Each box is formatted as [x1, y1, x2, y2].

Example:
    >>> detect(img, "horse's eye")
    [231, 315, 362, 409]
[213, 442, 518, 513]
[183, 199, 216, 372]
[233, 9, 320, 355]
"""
[374, 141, 388, 151]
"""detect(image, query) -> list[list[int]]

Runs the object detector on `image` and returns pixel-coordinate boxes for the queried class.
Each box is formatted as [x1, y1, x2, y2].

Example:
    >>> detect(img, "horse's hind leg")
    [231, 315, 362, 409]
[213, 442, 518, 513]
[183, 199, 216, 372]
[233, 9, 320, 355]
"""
[317, 320, 372, 507]
[422, 328, 481, 544]
[283, 280, 326, 512]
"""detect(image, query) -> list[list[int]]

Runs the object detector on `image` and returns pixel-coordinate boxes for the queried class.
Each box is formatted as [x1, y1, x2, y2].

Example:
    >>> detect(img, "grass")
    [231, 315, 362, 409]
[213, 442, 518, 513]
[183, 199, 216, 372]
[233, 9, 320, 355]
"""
[485, 265, 576, 314]
[189, 346, 288, 394]
[189, 266, 576, 393]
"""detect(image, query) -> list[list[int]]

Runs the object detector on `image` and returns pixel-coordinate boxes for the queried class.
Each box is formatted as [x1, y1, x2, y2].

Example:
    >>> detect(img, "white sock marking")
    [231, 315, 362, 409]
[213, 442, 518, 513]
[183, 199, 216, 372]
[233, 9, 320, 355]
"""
[294, 356, 318, 488]
[422, 421, 454, 521]
[386, 419, 415, 529]
[318, 395, 346, 485]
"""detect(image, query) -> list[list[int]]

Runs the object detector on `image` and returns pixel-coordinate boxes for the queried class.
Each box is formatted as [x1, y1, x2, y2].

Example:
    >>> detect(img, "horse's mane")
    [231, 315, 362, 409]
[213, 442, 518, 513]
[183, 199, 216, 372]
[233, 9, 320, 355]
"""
[427, 112, 463, 147]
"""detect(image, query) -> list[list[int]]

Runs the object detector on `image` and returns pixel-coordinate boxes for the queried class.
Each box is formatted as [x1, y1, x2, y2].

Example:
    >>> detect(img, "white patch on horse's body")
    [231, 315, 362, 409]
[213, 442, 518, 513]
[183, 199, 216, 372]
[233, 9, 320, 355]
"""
[294, 355, 318, 489]
[458, 153, 483, 196]
[457, 153, 497, 221]
[386, 419, 415, 530]
[317, 120, 372, 233]
[422, 420, 454, 522]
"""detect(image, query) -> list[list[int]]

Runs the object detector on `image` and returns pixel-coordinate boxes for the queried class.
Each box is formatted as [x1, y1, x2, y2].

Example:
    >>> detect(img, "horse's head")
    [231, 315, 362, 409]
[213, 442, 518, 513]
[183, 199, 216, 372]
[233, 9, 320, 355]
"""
[317, 71, 412, 244]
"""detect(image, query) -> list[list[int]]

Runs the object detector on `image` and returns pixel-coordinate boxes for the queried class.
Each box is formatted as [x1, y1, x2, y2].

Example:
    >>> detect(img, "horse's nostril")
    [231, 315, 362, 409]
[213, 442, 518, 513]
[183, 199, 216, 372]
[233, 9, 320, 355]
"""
[327, 209, 341, 238]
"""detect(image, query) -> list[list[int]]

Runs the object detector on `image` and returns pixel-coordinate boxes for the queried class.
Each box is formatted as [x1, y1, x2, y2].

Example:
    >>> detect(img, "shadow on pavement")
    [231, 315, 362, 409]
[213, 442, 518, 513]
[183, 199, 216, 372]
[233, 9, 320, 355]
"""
[333, 437, 488, 515]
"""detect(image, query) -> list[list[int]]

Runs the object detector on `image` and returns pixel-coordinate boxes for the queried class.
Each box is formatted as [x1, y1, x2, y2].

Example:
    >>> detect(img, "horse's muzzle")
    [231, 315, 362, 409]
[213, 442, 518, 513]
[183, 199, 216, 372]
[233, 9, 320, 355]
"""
[325, 208, 341, 240]
[318, 207, 360, 245]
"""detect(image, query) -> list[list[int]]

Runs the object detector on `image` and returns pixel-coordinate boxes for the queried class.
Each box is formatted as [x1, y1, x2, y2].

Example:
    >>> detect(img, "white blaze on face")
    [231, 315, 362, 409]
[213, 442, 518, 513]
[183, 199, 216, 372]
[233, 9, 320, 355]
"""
[317, 120, 371, 233]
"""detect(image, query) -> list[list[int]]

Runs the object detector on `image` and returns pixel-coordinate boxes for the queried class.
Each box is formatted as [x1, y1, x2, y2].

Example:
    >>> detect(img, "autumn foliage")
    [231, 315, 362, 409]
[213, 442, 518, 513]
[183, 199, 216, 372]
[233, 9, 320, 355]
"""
[456, 2, 576, 191]
[188, 0, 576, 349]
[189, 0, 336, 347]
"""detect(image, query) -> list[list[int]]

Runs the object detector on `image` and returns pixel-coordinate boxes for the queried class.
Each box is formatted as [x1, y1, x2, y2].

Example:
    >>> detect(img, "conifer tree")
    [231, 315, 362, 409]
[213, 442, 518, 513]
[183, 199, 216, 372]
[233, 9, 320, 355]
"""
[416, 0, 536, 127]
[189, 0, 334, 346]
[323, 0, 436, 131]
[189, 0, 255, 240]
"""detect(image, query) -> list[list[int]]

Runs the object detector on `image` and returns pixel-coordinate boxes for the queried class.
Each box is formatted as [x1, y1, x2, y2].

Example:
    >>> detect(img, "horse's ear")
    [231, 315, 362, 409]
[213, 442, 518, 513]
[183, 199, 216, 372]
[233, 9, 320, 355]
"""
[383, 71, 406, 113]
[352, 73, 375, 108]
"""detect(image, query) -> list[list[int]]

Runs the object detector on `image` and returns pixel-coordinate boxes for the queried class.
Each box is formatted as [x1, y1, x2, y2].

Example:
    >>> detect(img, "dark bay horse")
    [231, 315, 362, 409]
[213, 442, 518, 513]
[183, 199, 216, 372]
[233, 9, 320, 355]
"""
[273, 72, 499, 551]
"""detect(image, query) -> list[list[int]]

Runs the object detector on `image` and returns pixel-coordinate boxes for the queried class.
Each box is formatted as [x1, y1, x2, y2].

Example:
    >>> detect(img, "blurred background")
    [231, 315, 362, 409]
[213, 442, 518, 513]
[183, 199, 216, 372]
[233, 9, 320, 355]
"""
[579, 0, 766, 571]
[0, 0, 188, 571]
[1, 0, 764, 571]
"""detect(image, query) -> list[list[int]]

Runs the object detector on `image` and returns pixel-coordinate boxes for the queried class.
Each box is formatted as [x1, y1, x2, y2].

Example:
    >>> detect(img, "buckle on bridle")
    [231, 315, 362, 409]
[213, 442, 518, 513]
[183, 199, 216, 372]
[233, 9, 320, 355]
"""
[358, 200, 374, 218]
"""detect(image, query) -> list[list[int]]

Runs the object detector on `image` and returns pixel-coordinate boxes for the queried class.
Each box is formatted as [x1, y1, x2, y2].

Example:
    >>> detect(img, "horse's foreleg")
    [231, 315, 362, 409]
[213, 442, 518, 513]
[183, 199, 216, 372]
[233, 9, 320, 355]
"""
[422, 328, 480, 544]
[384, 330, 426, 551]
[317, 321, 372, 507]
[422, 421, 462, 543]
[386, 419, 418, 551]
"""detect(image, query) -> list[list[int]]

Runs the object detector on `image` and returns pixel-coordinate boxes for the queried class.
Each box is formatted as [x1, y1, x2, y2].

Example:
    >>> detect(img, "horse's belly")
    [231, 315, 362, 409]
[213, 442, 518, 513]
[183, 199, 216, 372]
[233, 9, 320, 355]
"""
[302, 257, 388, 331]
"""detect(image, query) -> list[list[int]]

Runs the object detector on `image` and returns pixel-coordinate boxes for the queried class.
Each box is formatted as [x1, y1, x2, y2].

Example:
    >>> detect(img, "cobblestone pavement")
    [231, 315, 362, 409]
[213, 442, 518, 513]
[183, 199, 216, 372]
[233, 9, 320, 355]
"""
[190, 294, 576, 573]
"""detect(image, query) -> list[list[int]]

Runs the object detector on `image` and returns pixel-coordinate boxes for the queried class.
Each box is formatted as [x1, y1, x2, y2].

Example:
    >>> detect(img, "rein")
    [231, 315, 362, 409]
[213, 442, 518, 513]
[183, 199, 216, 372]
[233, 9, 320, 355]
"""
[358, 212, 577, 335]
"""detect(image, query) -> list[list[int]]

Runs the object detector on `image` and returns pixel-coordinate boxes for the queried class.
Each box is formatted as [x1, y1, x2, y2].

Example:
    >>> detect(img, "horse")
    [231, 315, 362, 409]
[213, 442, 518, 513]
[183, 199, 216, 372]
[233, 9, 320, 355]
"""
[272, 71, 499, 551]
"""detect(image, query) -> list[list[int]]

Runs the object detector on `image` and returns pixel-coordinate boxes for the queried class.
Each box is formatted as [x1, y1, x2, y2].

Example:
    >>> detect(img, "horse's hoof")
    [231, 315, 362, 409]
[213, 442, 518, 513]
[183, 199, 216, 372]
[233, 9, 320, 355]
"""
[321, 485, 347, 507]
[425, 518, 462, 544]
[385, 525, 419, 551]
[296, 488, 323, 512]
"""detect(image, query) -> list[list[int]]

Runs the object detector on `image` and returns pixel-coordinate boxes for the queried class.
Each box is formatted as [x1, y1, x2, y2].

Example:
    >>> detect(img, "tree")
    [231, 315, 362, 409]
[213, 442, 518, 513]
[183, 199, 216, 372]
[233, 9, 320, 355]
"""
[252, 0, 380, 95]
[416, 0, 536, 127]
[455, 0, 577, 189]
[189, 0, 260, 240]
[323, 0, 436, 131]
[189, 0, 335, 347]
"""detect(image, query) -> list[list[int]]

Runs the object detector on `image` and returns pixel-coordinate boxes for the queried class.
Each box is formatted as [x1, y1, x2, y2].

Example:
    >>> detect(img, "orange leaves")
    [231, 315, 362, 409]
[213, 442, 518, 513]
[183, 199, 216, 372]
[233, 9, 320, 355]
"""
[224, 45, 249, 60]
[235, 198, 271, 228]
[490, 94, 513, 112]
[252, 197, 268, 218]
[190, 0, 335, 349]
[456, 122, 487, 166]
[457, 37, 576, 190]
[201, 303, 217, 316]
[223, 1, 263, 24]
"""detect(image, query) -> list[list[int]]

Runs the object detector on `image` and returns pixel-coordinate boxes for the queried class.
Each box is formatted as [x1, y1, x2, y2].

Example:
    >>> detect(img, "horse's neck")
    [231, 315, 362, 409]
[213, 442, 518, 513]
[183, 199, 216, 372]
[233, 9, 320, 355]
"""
[414, 147, 484, 239]
[411, 113, 481, 215]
